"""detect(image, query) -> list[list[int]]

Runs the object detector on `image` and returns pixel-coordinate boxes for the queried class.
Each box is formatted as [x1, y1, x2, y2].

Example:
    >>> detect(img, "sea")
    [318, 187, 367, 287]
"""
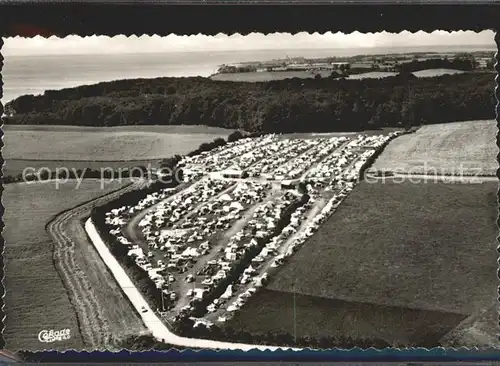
[1, 45, 494, 104]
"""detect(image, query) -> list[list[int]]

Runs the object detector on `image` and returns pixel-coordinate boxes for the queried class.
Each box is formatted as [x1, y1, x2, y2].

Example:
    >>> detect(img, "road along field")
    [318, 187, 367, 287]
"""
[370, 120, 497, 176]
[96, 131, 400, 347]
[85, 217, 298, 351]
[227, 179, 498, 346]
[3, 124, 234, 176]
[3, 179, 147, 351]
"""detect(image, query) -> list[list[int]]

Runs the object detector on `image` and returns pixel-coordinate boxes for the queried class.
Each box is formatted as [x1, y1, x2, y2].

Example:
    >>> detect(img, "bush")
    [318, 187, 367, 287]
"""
[227, 130, 244, 143]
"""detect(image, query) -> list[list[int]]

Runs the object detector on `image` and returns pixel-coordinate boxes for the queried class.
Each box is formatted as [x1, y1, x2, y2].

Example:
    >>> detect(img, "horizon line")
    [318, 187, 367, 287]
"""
[6, 44, 495, 58]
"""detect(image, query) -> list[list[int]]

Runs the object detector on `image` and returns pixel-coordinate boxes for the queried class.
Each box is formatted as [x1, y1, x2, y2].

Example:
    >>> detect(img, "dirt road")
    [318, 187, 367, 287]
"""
[46, 179, 148, 349]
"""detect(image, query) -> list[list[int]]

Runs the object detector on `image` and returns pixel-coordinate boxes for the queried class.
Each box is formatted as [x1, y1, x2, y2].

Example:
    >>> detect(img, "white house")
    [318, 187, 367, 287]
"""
[222, 167, 245, 179]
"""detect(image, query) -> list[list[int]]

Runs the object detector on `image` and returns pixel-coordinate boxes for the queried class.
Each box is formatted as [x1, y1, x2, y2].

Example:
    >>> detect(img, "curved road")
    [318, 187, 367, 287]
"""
[46, 177, 300, 350]
[46, 179, 148, 349]
[86, 217, 301, 351]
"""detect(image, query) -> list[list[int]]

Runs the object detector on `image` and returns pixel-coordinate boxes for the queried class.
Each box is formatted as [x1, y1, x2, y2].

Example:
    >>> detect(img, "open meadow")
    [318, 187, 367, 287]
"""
[3, 179, 146, 350]
[226, 179, 498, 346]
[227, 288, 467, 347]
[412, 68, 465, 77]
[371, 120, 497, 175]
[3, 159, 155, 180]
[3, 125, 233, 161]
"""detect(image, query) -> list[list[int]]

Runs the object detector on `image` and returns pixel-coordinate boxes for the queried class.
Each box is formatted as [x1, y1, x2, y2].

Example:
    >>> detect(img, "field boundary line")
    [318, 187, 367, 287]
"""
[44, 180, 136, 234]
[438, 303, 498, 346]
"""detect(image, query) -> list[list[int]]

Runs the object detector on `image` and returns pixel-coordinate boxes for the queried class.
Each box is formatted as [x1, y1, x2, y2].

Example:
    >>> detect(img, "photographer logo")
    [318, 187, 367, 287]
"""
[38, 328, 71, 343]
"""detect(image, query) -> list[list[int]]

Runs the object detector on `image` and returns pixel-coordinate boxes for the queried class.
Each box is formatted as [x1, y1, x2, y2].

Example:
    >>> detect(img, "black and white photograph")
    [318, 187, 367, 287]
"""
[1, 31, 497, 352]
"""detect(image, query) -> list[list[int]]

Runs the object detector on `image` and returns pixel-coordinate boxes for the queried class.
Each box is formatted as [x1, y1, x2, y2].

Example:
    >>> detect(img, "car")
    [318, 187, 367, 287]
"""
[140, 306, 148, 313]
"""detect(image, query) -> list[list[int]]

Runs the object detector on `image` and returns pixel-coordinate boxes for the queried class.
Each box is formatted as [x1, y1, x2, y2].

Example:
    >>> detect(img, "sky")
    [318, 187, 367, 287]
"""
[2, 31, 495, 56]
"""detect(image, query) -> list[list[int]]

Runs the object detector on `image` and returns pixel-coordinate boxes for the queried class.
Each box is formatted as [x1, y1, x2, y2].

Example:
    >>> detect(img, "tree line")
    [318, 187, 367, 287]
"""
[171, 317, 401, 349]
[4, 72, 494, 133]
[394, 57, 477, 73]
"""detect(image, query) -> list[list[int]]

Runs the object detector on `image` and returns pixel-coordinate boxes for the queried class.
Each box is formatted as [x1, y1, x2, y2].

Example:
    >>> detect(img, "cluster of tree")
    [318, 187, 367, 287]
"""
[117, 334, 187, 351]
[217, 65, 258, 74]
[172, 317, 395, 349]
[189, 192, 310, 318]
[395, 57, 477, 73]
[328, 70, 343, 79]
[485, 57, 496, 70]
[187, 137, 226, 157]
[4, 72, 494, 133]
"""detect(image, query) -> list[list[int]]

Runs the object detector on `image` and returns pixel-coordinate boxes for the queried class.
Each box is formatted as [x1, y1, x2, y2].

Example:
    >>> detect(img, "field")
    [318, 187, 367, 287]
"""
[3, 179, 146, 350]
[227, 289, 467, 346]
[3, 125, 234, 161]
[226, 179, 498, 346]
[347, 71, 398, 79]
[210, 69, 467, 83]
[3, 159, 155, 179]
[412, 68, 465, 77]
[371, 120, 497, 175]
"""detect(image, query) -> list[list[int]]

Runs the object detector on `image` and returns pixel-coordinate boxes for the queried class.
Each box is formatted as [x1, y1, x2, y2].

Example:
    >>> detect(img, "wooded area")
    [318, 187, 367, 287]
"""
[5, 72, 494, 133]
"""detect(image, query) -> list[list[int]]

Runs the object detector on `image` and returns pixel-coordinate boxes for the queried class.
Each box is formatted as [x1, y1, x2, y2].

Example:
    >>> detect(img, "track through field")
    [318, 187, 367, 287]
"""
[46, 180, 147, 348]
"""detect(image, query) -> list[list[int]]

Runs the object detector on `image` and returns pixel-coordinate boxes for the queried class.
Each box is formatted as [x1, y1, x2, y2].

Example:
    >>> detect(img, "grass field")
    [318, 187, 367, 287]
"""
[3, 124, 234, 161]
[227, 180, 498, 346]
[371, 120, 497, 175]
[2, 179, 142, 350]
[3, 159, 156, 178]
[412, 68, 465, 77]
[227, 289, 467, 347]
